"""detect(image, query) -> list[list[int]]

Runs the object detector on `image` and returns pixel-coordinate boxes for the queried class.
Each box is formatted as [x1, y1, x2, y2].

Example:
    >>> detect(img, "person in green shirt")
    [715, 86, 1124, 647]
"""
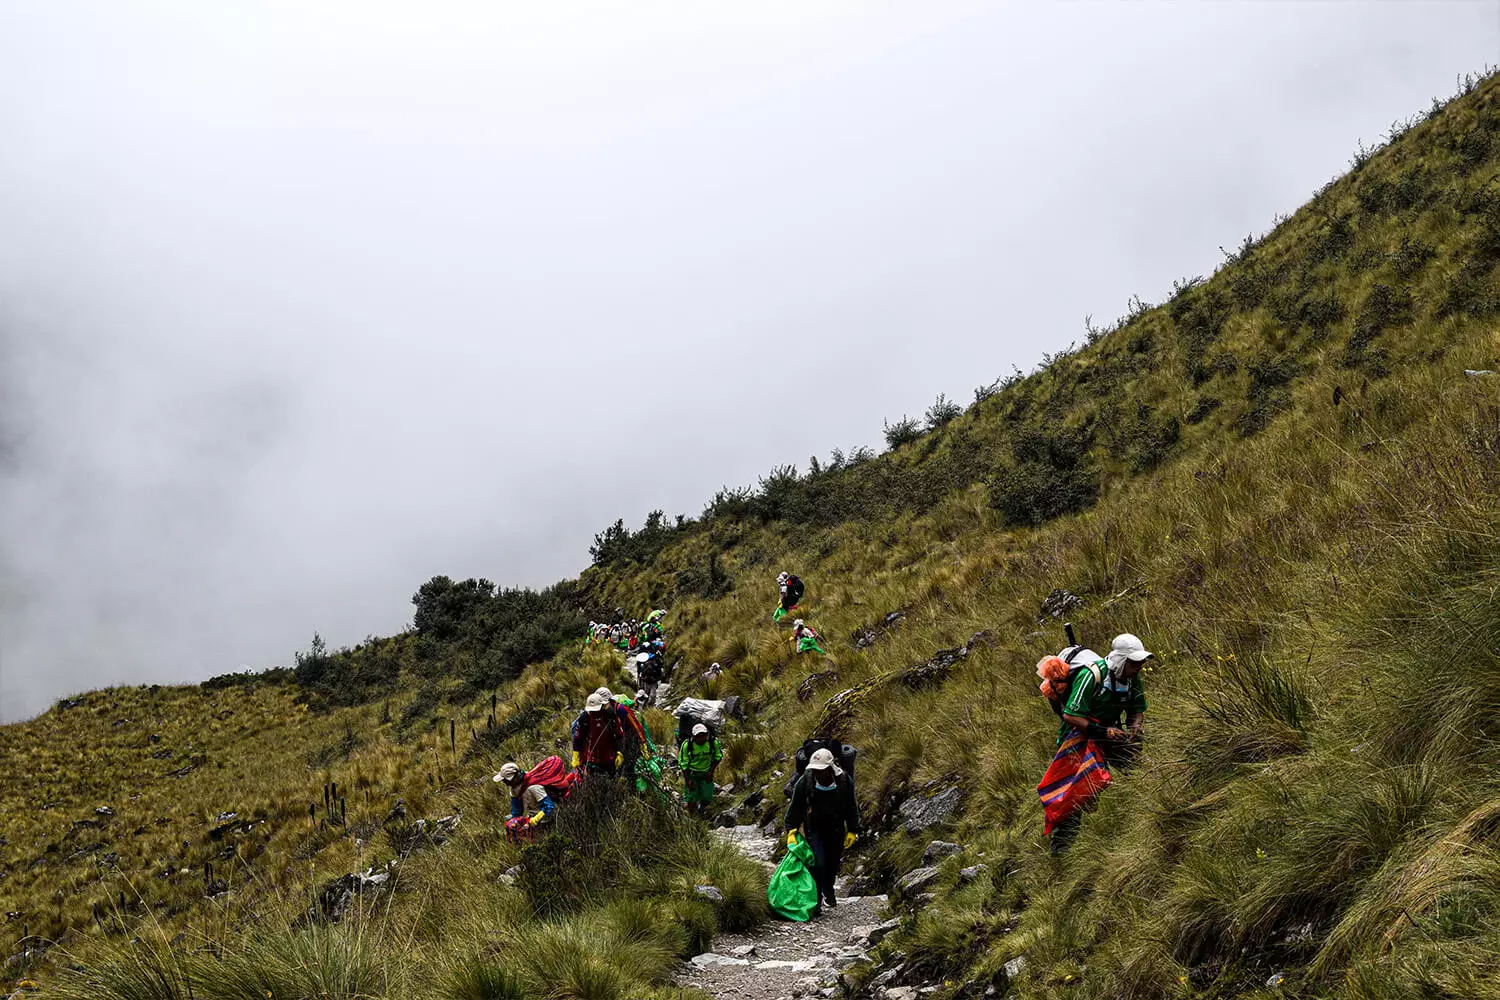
[1059, 633, 1152, 760]
[678, 724, 723, 817]
[1051, 633, 1153, 854]
[791, 620, 827, 656]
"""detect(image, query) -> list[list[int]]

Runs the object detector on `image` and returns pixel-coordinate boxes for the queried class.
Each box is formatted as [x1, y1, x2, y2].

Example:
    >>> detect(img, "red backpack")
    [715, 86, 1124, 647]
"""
[524, 755, 583, 801]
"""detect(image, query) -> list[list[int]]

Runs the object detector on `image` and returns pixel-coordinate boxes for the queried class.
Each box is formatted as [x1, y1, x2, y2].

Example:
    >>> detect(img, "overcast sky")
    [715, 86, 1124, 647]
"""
[1, 2, 1495, 721]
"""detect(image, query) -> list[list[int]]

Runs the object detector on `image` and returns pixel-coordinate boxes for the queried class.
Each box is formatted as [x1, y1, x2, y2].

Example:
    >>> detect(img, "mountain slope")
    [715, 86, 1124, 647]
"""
[4, 70, 1500, 1000]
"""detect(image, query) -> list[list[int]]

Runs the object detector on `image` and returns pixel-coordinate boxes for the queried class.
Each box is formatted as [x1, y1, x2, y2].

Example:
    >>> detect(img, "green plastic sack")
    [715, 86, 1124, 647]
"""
[767, 838, 819, 922]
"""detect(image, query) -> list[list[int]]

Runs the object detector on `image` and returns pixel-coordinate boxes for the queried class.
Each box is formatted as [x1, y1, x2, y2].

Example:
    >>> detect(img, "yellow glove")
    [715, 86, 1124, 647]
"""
[570, 751, 580, 768]
[615, 751, 624, 767]
[843, 832, 857, 849]
[787, 831, 800, 847]
[529, 811, 546, 826]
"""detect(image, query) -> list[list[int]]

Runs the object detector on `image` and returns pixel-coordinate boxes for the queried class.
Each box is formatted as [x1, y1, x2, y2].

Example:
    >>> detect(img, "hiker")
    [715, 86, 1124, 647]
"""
[1042, 633, 1153, 853]
[791, 619, 827, 656]
[636, 649, 665, 706]
[774, 572, 805, 622]
[1058, 633, 1151, 765]
[678, 723, 723, 818]
[596, 686, 652, 782]
[784, 748, 861, 916]
[571, 691, 626, 777]
[702, 661, 723, 682]
[641, 611, 666, 645]
[493, 759, 567, 840]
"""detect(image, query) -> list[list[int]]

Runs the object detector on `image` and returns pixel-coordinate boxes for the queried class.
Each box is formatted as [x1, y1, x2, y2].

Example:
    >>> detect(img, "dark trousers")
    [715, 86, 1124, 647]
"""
[585, 761, 617, 778]
[804, 825, 845, 905]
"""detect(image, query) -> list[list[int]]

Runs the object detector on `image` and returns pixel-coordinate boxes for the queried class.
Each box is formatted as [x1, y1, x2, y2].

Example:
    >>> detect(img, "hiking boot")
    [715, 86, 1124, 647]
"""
[810, 904, 822, 919]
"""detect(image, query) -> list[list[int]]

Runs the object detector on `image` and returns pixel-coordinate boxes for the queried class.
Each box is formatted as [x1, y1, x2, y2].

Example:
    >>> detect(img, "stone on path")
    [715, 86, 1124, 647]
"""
[691, 952, 750, 968]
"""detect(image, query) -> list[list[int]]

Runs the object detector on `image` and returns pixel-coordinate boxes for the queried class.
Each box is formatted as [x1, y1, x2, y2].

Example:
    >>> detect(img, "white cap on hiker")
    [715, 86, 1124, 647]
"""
[808, 748, 836, 771]
[793, 619, 804, 627]
[594, 686, 614, 701]
[778, 572, 789, 584]
[692, 723, 709, 737]
[585, 692, 608, 713]
[1106, 633, 1153, 673]
[494, 762, 521, 785]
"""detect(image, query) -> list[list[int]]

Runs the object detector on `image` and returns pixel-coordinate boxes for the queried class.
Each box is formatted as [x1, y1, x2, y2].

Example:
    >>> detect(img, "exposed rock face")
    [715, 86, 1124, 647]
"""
[896, 866, 941, 896]
[899, 632, 993, 690]
[899, 787, 962, 834]
[853, 611, 907, 649]
[310, 861, 396, 923]
[921, 841, 962, 864]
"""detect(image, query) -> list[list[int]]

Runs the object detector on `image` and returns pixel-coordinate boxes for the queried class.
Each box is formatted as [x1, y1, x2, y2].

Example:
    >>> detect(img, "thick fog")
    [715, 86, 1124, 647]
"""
[1, 2, 1495, 720]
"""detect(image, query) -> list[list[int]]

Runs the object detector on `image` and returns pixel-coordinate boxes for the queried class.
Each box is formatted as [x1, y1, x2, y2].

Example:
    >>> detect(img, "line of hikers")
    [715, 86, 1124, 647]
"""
[499, 565, 1153, 910]
[586, 607, 669, 652]
[771, 569, 829, 656]
[491, 682, 729, 839]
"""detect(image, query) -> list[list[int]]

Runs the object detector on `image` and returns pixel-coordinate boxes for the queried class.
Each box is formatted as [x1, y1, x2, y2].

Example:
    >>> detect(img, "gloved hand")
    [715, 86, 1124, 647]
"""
[615, 751, 624, 768]
[843, 832, 857, 850]
[570, 751, 581, 769]
[787, 831, 800, 847]
[1105, 727, 1130, 743]
[529, 811, 546, 827]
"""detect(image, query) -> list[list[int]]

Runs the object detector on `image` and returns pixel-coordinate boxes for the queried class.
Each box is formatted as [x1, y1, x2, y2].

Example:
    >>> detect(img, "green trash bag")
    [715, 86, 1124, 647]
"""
[767, 838, 820, 922]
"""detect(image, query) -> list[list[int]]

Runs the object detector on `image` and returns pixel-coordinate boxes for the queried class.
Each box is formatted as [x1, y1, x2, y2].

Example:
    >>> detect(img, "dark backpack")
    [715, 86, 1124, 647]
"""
[676, 714, 717, 746]
[784, 576, 805, 605]
[783, 737, 856, 798]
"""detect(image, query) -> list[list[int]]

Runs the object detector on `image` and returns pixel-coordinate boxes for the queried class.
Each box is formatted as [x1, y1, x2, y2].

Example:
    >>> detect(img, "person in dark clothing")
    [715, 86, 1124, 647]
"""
[774, 572, 806, 622]
[783, 748, 861, 916]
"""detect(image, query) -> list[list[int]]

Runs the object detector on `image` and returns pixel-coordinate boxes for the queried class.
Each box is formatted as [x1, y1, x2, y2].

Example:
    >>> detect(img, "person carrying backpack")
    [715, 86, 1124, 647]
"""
[1057, 634, 1151, 763]
[1040, 633, 1153, 852]
[493, 758, 573, 841]
[571, 691, 626, 777]
[784, 748, 860, 916]
[636, 649, 665, 705]
[774, 572, 805, 622]
[678, 723, 723, 817]
[791, 619, 826, 656]
[596, 686, 652, 783]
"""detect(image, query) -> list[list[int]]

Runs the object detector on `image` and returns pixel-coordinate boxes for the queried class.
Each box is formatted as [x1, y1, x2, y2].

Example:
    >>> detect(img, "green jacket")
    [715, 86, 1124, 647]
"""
[678, 736, 723, 775]
[1057, 662, 1148, 743]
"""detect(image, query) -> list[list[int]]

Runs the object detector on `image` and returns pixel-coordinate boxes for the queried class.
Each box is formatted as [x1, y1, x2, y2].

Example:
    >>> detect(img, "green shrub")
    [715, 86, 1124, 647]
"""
[884, 415, 923, 450]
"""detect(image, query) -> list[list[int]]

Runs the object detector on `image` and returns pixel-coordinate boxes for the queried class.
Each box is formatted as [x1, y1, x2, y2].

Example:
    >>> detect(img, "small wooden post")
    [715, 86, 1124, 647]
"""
[449, 718, 456, 753]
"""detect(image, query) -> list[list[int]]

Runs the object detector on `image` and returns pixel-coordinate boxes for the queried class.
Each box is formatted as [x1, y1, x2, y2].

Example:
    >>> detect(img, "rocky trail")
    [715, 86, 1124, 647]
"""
[682, 826, 899, 1000]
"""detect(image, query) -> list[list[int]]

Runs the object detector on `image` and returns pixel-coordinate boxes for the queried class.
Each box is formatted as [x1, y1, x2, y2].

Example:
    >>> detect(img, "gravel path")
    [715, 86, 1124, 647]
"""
[681, 826, 894, 1000]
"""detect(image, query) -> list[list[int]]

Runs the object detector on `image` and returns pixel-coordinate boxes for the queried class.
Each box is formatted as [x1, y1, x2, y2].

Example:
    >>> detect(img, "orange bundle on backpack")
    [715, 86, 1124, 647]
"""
[1036, 655, 1071, 703]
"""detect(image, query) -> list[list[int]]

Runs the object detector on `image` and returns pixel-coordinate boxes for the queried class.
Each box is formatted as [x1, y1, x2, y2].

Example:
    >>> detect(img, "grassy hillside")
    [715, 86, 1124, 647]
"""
[4, 69, 1500, 1000]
